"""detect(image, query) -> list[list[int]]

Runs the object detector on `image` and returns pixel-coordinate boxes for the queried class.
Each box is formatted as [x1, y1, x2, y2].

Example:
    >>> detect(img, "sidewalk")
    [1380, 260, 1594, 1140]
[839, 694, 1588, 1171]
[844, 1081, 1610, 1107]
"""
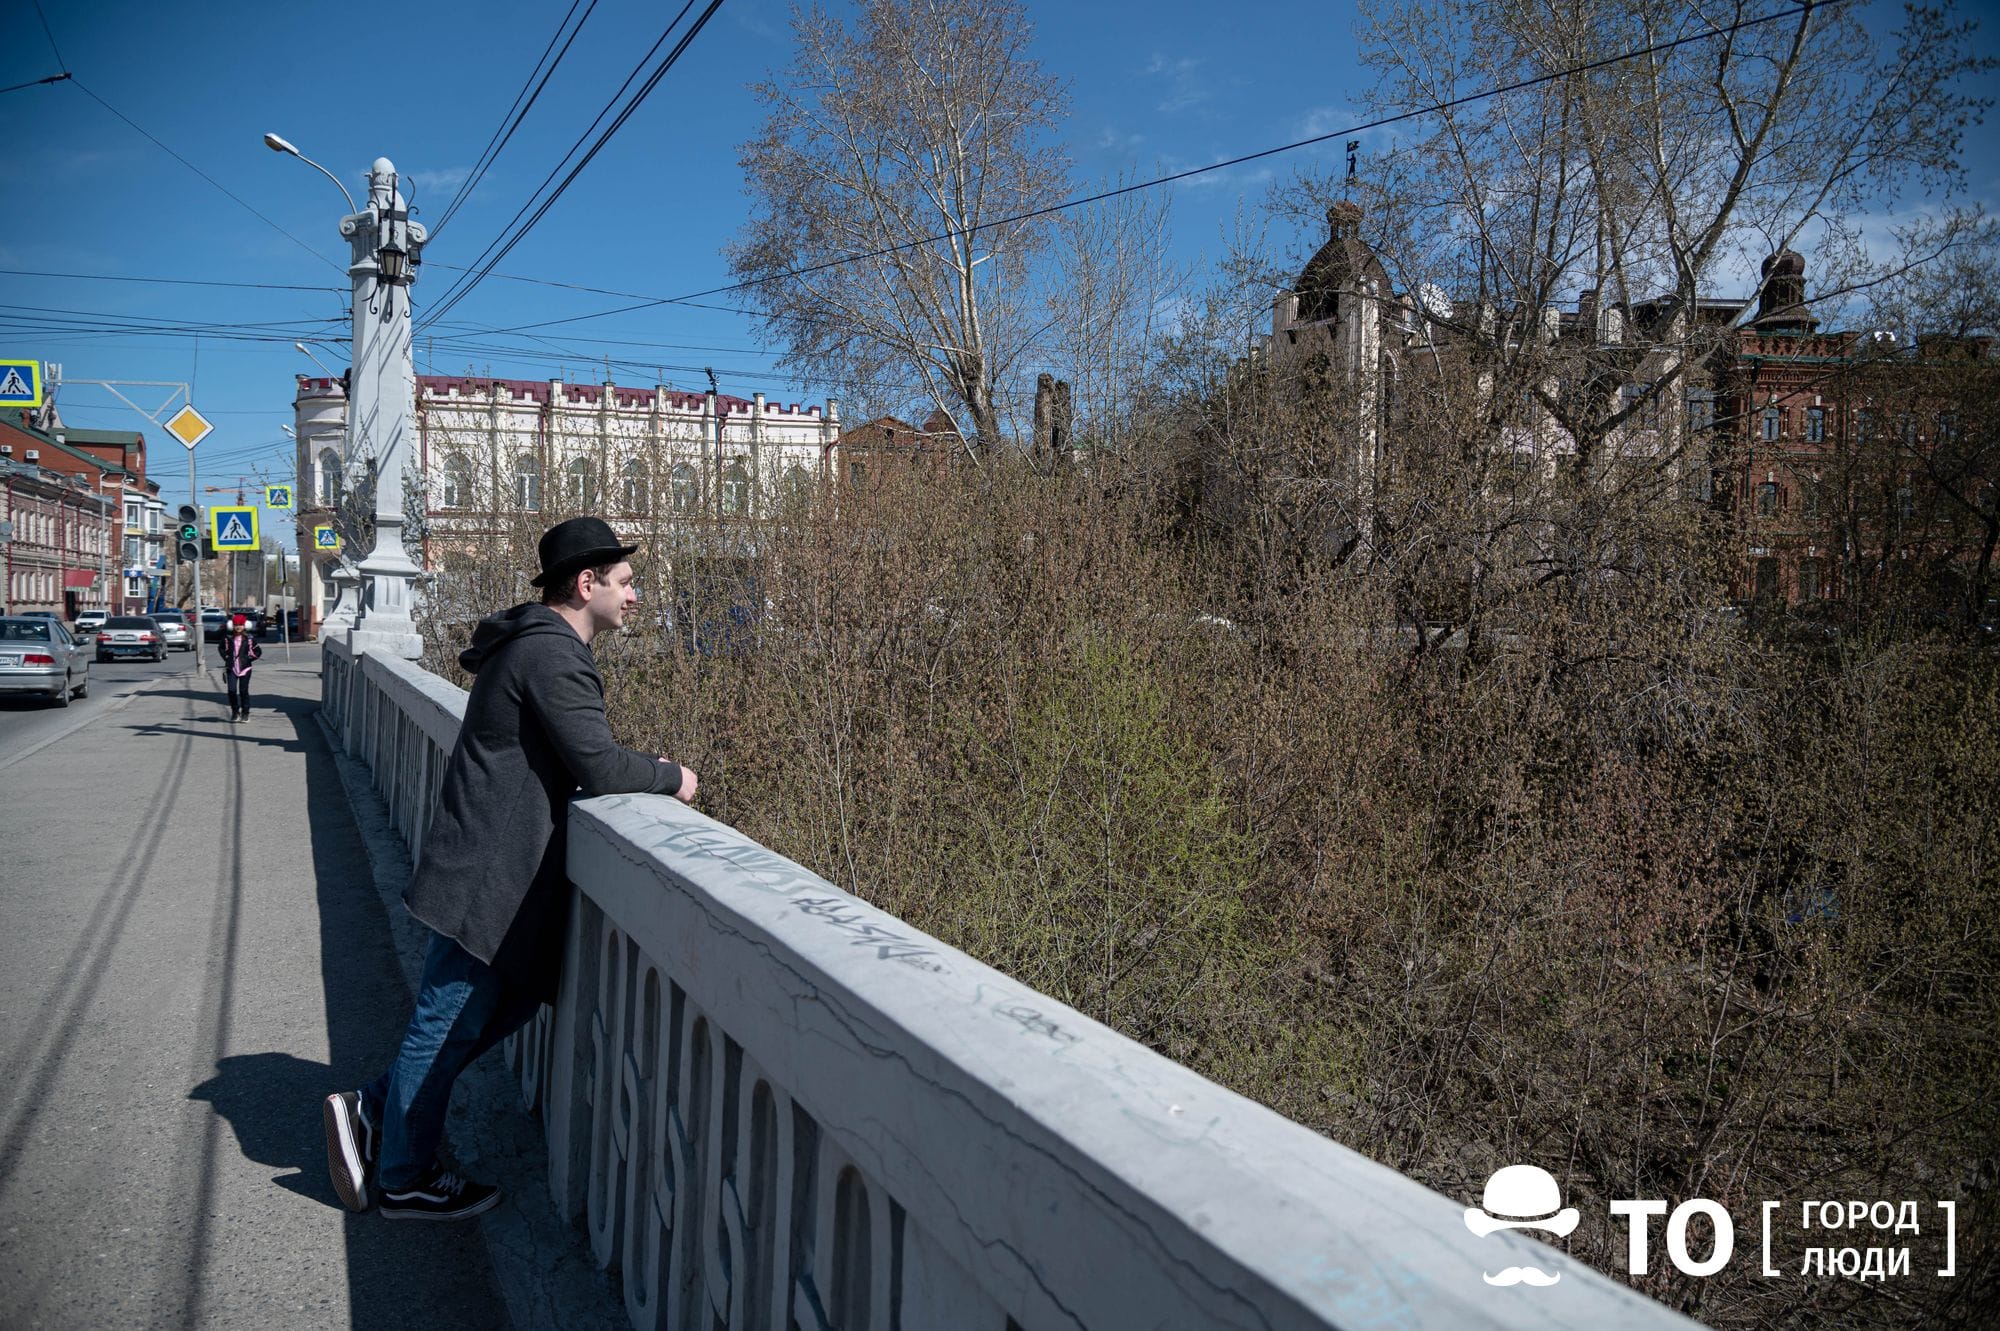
[0, 645, 623, 1329]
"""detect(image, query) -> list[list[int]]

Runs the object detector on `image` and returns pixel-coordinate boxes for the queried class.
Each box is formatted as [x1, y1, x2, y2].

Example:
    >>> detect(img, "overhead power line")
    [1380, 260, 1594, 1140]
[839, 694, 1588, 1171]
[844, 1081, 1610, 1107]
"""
[425, 262, 755, 317]
[1, 72, 70, 96]
[31, 0, 67, 68]
[417, 0, 729, 332]
[0, 268, 344, 293]
[432, 0, 601, 237]
[67, 78, 344, 276]
[490, 0, 1843, 335]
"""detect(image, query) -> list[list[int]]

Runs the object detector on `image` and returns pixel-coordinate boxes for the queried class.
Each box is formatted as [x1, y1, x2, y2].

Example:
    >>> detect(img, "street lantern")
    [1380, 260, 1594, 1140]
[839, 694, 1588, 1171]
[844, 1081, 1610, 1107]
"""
[377, 237, 410, 284]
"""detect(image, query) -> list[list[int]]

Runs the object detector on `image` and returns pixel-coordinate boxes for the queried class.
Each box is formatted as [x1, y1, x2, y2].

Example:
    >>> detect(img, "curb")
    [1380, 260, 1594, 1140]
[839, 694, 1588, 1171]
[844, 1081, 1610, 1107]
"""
[0, 667, 190, 774]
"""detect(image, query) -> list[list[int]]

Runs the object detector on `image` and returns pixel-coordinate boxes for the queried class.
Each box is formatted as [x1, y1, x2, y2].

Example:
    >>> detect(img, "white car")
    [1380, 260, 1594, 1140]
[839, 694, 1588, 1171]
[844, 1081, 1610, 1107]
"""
[151, 610, 195, 651]
[0, 615, 89, 705]
[74, 609, 108, 635]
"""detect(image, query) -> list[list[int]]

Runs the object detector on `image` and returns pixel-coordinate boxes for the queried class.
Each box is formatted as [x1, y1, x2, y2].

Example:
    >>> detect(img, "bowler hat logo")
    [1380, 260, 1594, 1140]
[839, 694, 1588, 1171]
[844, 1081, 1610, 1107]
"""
[1465, 1165, 1578, 1286]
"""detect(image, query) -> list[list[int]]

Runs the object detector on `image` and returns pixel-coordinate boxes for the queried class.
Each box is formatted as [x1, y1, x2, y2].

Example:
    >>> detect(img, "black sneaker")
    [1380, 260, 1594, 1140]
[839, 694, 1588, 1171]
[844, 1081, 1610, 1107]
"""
[323, 1090, 375, 1212]
[378, 1167, 500, 1222]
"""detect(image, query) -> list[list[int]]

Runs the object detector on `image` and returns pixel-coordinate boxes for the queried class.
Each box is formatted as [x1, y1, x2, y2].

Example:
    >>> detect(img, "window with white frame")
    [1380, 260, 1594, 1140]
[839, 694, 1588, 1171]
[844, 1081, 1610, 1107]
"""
[319, 449, 343, 506]
[565, 457, 595, 507]
[623, 458, 648, 515]
[517, 454, 542, 510]
[721, 462, 749, 517]
[671, 463, 699, 514]
[440, 457, 469, 509]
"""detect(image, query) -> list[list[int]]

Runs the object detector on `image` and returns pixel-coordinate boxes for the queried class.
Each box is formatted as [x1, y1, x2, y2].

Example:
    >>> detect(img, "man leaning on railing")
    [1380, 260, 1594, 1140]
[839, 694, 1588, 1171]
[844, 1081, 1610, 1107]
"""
[322, 516, 698, 1221]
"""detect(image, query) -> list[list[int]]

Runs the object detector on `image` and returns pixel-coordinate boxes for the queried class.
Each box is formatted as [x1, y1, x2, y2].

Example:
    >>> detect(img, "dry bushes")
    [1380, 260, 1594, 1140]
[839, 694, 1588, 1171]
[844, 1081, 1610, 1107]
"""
[416, 443, 1996, 1326]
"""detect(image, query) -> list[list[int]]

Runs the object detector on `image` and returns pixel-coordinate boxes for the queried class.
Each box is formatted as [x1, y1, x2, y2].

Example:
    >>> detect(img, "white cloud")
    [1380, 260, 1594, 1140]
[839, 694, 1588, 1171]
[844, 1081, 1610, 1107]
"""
[1144, 54, 1212, 115]
[404, 166, 473, 195]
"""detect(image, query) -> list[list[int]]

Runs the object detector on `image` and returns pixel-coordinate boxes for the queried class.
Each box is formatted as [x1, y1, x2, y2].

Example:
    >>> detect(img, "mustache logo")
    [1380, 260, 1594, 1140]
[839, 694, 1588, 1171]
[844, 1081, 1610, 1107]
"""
[1483, 1266, 1562, 1287]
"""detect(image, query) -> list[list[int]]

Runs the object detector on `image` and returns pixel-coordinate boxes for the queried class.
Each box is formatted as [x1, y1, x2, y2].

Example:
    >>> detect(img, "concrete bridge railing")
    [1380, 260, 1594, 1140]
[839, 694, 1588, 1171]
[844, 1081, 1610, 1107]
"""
[321, 637, 1692, 1331]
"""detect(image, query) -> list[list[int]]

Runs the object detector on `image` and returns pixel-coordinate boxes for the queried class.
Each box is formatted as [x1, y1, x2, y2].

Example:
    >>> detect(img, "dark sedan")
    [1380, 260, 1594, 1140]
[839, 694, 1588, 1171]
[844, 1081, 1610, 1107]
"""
[96, 616, 168, 663]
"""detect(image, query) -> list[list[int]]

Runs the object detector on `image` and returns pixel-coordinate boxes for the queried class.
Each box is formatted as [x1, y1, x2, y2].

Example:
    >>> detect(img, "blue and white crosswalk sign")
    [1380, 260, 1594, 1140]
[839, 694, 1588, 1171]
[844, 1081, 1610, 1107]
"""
[265, 484, 293, 510]
[314, 525, 341, 551]
[210, 505, 260, 551]
[0, 360, 43, 408]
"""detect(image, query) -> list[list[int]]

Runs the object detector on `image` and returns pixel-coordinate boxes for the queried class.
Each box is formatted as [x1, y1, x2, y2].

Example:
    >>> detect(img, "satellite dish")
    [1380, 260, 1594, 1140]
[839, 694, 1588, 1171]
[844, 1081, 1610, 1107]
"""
[1419, 282, 1453, 321]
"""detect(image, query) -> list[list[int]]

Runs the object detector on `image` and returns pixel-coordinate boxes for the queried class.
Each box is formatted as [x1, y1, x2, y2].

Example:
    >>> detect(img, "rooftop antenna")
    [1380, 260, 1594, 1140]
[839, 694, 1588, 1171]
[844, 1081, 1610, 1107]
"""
[705, 366, 719, 396]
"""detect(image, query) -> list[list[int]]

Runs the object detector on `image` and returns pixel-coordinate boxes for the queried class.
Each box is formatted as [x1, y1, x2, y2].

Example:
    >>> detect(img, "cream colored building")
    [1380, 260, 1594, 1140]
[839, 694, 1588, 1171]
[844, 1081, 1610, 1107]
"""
[293, 374, 838, 632]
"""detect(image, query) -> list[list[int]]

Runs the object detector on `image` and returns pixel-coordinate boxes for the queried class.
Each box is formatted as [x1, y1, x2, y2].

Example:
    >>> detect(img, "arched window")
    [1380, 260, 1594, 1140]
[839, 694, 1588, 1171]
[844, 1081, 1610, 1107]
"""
[623, 458, 648, 515]
[671, 463, 699, 514]
[565, 457, 595, 506]
[318, 448, 342, 507]
[516, 454, 541, 511]
[440, 456, 470, 509]
[781, 464, 813, 514]
[721, 462, 750, 517]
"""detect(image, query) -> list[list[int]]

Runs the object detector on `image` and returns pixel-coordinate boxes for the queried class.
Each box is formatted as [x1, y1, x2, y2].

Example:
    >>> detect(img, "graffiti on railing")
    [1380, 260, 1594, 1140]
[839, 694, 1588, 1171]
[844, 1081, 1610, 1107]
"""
[497, 907, 1008, 1330]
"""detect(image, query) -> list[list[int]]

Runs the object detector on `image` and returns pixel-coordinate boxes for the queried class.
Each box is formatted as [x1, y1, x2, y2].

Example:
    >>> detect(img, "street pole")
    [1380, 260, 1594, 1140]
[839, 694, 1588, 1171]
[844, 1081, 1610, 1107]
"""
[341, 157, 428, 660]
[186, 443, 203, 676]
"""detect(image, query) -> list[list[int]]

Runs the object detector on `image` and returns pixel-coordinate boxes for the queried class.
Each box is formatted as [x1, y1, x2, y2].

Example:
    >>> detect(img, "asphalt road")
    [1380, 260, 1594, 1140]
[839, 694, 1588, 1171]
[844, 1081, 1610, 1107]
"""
[0, 643, 524, 1328]
[0, 633, 305, 770]
[1, 652, 181, 761]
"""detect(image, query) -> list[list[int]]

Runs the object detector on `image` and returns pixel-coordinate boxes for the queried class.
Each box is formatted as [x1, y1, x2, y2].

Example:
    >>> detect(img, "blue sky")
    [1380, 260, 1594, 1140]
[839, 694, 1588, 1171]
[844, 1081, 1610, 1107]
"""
[4, 0, 1995, 545]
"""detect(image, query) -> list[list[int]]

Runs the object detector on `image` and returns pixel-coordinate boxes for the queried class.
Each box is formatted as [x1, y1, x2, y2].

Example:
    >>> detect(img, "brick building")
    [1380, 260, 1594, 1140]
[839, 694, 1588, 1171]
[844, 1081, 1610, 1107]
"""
[0, 426, 117, 617]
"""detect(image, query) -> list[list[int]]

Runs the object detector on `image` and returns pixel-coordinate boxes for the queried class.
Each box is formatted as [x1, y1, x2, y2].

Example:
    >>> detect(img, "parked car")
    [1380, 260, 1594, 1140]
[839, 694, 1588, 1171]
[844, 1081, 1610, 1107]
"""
[96, 615, 168, 663]
[201, 609, 227, 642]
[228, 606, 267, 638]
[152, 609, 194, 651]
[0, 615, 89, 705]
[74, 609, 108, 635]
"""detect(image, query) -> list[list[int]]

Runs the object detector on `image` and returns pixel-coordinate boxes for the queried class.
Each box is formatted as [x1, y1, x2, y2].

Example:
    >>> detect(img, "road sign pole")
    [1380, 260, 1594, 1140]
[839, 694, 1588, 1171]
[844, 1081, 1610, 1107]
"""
[187, 441, 203, 675]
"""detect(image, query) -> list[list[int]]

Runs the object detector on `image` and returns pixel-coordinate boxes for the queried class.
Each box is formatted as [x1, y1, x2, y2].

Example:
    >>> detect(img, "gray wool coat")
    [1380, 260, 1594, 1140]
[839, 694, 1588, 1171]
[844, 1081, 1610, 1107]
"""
[404, 603, 683, 1000]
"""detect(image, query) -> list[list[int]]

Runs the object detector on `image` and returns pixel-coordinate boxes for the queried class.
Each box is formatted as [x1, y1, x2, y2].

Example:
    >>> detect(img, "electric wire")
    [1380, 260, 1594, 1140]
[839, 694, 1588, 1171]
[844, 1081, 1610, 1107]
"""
[66, 78, 344, 276]
[431, 0, 600, 237]
[0, 268, 344, 293]
[492, 0, 1844, 333]
[1, 72, 70, 95]
[418, 0, 706, 321]
[31, 0, 67, 69]
[417, 0, 728, 332]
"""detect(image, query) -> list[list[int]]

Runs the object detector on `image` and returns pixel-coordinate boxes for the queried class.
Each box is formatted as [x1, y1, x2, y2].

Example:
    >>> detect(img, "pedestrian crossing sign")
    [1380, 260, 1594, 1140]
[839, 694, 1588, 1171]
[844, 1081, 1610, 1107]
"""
[0, 360, 42, 408]
[314, 525, 340, 551]
[210, 505, 260, 551]
[265, 484, 293, 510]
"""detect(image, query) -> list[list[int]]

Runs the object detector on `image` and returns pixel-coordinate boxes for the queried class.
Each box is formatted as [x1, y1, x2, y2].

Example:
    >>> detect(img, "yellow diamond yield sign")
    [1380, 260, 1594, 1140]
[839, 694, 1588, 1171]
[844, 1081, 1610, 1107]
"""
[165, 404, 214, 450]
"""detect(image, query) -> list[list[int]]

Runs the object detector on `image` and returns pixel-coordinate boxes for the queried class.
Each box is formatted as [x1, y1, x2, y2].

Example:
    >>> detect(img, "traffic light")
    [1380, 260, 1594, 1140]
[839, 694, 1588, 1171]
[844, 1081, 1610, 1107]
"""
[176, 504, 202, 563]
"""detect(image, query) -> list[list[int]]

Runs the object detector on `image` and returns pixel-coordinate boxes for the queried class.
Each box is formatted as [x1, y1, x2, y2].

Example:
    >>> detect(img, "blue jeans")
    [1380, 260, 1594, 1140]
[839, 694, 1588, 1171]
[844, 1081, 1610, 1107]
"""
[361, 931, 542, 1190]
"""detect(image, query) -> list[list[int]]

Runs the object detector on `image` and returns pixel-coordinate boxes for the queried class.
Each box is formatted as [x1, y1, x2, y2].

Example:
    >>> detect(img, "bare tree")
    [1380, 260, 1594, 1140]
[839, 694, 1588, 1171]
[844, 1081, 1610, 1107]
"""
[729, 0, 1070, 456]
[1326, 0, 1992, 480]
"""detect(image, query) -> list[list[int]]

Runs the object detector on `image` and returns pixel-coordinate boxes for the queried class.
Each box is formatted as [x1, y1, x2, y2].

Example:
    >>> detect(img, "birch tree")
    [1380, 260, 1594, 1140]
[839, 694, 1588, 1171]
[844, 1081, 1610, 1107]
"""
[729, 0, 1069, 456]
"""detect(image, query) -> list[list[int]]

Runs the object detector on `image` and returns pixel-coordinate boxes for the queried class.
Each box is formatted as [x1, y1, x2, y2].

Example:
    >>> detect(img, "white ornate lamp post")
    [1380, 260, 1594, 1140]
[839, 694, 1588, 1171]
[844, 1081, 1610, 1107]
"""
[267, 138, 428, 658]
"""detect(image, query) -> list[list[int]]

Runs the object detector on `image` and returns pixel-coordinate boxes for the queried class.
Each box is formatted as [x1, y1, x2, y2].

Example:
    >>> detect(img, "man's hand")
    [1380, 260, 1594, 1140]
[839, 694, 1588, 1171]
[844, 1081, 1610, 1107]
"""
[665, 760, 698, 804]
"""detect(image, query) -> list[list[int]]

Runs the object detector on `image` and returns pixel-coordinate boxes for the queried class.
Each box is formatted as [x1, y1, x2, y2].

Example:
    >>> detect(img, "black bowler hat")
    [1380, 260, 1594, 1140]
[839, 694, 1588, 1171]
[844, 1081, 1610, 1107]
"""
[531, 516, 638, 587]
